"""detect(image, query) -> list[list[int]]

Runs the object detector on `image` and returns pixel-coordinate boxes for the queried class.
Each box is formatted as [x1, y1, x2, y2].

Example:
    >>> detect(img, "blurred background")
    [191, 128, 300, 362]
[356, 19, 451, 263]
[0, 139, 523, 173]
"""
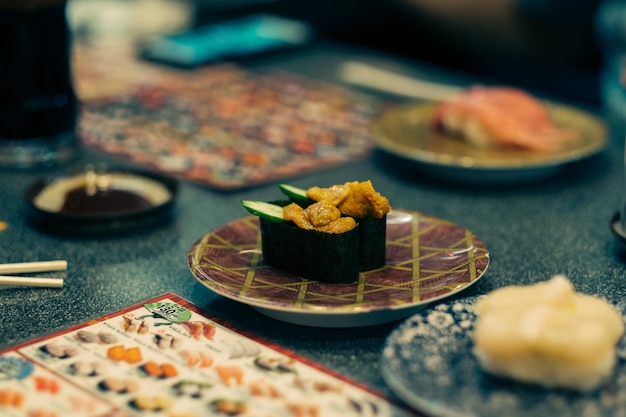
[66, 0, 605, 107]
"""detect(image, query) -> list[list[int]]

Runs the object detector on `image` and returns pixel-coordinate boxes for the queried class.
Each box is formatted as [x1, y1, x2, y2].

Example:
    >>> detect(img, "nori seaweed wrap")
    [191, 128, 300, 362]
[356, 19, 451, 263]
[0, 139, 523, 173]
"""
[259, 217, 360, 284]
[277, 185, 388, 271]
[355, 215, 387, 271]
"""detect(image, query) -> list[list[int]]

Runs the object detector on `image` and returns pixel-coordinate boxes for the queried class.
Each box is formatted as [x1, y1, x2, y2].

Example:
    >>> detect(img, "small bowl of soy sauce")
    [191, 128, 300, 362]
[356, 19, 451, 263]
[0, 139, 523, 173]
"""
[25, 164, 178, 235]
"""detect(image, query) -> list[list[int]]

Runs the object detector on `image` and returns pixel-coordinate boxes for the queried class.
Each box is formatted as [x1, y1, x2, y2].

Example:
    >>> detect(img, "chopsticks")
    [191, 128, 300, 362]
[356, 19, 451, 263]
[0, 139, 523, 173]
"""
[0, 276, 64, 288]
[0, 260, 67, 274]
[339, 61, 462, 101]
[0, 260, 66, 288]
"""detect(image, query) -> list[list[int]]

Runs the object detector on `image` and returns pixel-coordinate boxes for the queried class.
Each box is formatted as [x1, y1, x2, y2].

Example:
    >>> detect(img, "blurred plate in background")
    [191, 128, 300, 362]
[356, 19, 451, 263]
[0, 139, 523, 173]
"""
[372, 102, 607, 185]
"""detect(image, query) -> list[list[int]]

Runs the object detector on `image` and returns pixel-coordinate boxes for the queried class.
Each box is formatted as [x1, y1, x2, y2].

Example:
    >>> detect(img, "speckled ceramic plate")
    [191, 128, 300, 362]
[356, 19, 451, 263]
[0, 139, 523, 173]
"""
[381, 296, 626, 417]
[372, 102, 607, 184]
[187, 210, 490, 327]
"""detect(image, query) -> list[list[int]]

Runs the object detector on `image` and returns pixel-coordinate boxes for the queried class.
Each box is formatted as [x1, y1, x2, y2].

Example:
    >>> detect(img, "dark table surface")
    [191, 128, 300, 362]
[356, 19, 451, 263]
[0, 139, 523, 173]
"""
[1, 40, 625, 412]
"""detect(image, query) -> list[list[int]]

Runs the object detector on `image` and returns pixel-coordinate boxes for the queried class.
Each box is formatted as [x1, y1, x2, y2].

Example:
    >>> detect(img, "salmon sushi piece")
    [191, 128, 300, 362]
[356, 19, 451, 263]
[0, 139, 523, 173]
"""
[433, 87, 575, 151]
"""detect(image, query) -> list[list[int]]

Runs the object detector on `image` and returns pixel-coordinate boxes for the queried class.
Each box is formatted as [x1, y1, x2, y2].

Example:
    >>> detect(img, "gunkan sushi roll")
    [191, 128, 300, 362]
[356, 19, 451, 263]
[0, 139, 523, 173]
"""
[242, 199, 360, 283]
[278, 181, 391, 271]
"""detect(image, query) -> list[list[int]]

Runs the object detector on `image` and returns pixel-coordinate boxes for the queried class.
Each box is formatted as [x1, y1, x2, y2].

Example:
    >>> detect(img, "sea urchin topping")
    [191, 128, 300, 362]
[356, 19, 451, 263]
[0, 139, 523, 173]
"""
[306, 180, 391, 219]
[283, 200, 357, 233]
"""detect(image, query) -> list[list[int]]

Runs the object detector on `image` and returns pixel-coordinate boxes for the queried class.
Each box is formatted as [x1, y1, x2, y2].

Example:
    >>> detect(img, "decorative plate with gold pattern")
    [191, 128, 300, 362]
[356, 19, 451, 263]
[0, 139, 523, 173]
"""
[372, 102, 607, 184]
[187, 210, 490, 327]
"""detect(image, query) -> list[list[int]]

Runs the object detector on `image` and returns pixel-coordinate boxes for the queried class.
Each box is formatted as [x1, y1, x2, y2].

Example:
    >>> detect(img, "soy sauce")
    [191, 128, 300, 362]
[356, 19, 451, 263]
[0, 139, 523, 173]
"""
[60, 186, 153, 215]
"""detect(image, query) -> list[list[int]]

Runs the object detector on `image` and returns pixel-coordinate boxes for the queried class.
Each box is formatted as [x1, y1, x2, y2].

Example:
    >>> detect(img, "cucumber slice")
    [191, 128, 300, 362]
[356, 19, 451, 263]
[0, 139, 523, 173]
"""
[241, 200, 284, 222]
[277, 184, 312, 204]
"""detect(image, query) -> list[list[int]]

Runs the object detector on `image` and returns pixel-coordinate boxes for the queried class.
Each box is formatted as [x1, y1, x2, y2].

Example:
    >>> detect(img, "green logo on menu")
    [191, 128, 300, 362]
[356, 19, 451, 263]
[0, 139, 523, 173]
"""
[143, 301, 192, 323]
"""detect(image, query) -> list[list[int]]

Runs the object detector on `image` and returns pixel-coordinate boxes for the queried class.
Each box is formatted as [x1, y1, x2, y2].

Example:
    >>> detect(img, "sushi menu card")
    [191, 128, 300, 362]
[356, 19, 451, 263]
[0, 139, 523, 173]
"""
[0, 293, 417, 417]
[73, 41, 387, 190]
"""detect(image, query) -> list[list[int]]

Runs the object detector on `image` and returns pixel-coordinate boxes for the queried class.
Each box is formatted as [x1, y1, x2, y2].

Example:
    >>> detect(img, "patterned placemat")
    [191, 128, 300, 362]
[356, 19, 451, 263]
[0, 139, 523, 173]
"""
[73, 41, 387, 190]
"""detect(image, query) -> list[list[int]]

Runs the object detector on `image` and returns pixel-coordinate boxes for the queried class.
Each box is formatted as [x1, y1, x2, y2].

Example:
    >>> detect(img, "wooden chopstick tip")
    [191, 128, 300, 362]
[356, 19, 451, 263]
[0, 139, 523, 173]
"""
[0, 276, 64, 288]
[0, 260, 68, 274]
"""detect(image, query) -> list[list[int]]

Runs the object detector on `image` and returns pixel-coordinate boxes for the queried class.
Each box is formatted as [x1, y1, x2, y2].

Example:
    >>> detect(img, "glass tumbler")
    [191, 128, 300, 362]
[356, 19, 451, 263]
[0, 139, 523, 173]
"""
[0, 0, 79, 169]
